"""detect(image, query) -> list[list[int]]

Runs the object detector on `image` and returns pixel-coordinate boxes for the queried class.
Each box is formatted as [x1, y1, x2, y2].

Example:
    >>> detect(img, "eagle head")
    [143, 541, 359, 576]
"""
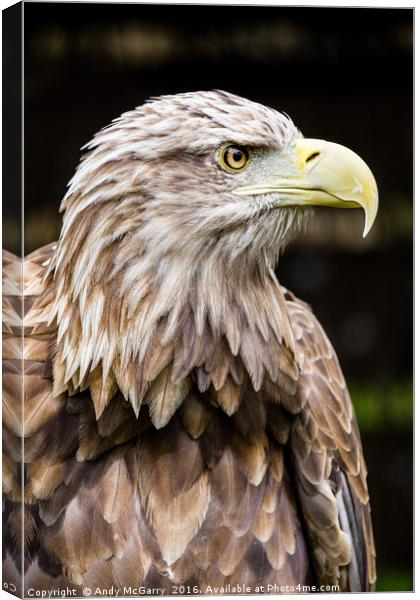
[59, 90, 377, 277]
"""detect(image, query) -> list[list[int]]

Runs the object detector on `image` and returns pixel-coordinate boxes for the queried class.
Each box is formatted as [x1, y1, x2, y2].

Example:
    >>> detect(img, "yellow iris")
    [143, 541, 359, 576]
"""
[219, 144, 251, 172]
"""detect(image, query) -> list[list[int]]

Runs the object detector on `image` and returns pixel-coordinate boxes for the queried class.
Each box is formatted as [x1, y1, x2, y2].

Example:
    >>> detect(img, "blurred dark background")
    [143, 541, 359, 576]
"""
[5, 3, 413, 591]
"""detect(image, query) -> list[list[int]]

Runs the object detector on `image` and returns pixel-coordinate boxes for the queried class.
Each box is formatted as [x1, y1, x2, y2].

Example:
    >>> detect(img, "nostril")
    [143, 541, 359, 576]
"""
[306, 152, 320, 163]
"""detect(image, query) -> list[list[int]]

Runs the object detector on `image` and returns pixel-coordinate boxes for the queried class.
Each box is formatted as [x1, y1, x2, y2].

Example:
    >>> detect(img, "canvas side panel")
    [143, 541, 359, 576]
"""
[3, 2, 23, 598]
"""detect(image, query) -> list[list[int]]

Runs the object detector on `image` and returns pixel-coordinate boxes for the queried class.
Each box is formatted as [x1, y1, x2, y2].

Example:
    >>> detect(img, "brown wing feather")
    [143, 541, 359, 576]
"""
[285, 289, 376, 591]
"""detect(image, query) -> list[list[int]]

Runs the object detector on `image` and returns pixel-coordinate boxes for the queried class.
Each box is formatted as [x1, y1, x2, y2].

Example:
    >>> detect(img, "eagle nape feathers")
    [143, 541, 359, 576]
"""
[3, 90, 377, 595]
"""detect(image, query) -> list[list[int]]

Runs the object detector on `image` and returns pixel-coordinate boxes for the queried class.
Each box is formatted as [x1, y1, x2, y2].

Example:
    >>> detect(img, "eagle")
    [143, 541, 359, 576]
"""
[3, 91, 377, 595]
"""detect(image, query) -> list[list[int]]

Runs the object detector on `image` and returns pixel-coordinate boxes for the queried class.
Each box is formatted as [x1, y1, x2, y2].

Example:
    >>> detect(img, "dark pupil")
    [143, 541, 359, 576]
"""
[232, 150, 243, 162]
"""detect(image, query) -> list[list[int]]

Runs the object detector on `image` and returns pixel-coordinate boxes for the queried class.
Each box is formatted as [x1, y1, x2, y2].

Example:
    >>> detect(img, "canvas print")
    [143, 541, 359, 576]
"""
[2, 3, 413, 597]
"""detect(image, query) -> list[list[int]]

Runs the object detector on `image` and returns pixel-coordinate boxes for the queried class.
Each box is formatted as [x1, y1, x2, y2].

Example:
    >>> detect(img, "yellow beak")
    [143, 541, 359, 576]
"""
[232, 138, 379, 237]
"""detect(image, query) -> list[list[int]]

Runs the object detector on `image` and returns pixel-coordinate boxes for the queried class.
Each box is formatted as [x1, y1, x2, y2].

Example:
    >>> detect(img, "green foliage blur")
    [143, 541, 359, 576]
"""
[350, 380, 412, 434]
[376, 568, 413, 592]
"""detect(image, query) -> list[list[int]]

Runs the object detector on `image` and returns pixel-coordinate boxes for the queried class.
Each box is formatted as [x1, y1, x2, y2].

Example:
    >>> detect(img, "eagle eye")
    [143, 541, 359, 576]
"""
[219, 144, 251, 172]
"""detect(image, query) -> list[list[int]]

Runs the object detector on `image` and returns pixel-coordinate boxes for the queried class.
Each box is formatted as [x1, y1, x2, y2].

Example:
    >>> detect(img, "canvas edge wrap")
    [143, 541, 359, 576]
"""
[3, 2, 24, 598]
